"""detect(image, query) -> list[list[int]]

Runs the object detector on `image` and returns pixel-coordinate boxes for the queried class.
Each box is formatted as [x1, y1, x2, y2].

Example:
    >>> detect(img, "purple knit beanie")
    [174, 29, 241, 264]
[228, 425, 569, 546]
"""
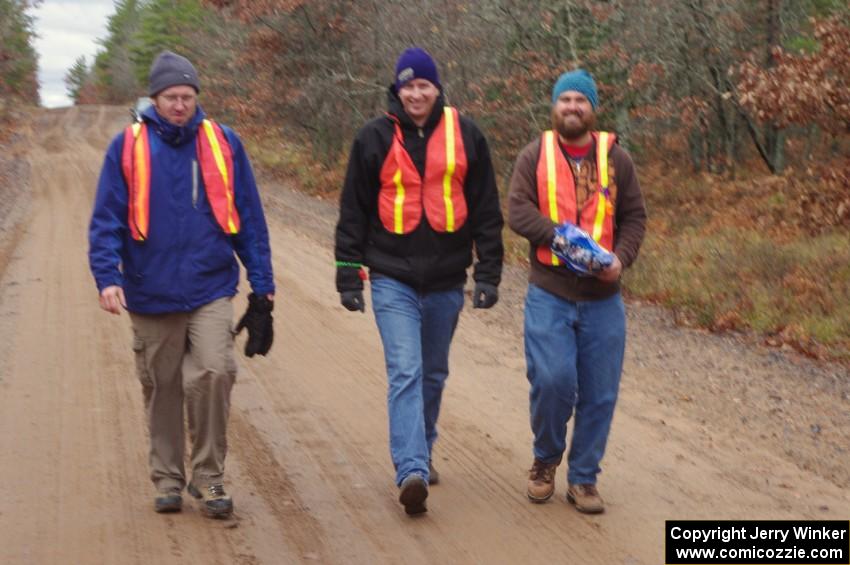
[394, 47, 441, 91]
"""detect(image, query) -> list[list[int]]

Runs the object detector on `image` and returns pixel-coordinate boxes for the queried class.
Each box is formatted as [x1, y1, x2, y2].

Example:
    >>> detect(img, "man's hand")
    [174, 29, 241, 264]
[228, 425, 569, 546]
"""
[99, 285, 126, 315]
[595, 254, 623, 283]
[340, 290, 365, 312]
[235, 293, 274, 357]
[472, 282, 498, 309]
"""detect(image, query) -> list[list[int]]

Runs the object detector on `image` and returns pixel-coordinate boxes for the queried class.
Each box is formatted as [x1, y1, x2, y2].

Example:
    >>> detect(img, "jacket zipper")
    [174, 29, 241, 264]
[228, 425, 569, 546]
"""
[568, 158, 580, 224]
[192, 159, 199, 208]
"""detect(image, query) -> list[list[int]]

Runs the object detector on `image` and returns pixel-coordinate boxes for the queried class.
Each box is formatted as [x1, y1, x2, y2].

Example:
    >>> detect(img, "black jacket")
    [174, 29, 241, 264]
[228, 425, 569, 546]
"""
[334, 88, 504, 293]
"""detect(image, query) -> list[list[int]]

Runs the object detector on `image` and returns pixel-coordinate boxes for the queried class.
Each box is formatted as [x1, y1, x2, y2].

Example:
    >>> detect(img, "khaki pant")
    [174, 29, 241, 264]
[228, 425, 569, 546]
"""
[130, 297, 237, 493]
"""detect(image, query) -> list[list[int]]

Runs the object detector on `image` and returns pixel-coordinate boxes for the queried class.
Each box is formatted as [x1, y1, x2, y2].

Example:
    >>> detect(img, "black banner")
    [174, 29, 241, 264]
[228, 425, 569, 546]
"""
[666, 520, 849, 564]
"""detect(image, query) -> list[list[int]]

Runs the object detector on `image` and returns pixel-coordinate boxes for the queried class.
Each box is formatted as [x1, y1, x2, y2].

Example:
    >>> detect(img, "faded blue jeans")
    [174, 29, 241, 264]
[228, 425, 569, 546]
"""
[371, 276, 464, 486]
[523, 283, 626, 485]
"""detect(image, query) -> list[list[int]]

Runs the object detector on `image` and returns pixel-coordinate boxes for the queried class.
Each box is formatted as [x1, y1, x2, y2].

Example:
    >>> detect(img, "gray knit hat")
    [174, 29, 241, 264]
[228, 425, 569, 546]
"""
[148, 51, 200, 96]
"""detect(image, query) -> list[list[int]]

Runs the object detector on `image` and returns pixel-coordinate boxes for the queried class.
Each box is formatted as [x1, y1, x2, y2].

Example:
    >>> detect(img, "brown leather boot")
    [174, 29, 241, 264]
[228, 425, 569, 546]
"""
[527, 458, 559, 502]
[566, 483, 605, 514]
[398, 474, 428, 515]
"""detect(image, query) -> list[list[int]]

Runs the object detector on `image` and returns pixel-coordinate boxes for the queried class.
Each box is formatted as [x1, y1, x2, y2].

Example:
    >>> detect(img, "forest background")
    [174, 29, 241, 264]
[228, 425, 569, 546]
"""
[3, 0, 849, 360]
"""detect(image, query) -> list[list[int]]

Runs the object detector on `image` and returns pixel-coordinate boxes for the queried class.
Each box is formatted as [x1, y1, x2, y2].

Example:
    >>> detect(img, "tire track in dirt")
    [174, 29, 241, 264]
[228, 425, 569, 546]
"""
[228, 410, 329, 562]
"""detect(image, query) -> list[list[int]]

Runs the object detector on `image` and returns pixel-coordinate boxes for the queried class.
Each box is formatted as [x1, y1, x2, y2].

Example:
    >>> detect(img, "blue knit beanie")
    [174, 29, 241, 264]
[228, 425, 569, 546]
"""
[551, 69, 598, 109]
[394, 47, 441, 92]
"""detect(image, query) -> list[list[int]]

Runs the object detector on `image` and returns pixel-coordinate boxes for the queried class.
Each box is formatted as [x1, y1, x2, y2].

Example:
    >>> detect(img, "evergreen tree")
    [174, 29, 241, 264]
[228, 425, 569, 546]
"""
[64, 56, 89, 103]
[130, 0, 205, 86]
[0, 0, 40, 106]
[92, 0, 143, 103]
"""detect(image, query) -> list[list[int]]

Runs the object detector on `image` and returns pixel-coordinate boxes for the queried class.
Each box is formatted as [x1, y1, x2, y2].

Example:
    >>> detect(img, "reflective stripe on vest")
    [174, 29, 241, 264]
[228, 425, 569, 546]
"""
[121, 122, 151, 240]
[593, 131, 611, 242]
[535, 130, 617, 266]
[197, 120, 240, 235]
[378, 107, 468, 235]
[121, 119, 240, 241]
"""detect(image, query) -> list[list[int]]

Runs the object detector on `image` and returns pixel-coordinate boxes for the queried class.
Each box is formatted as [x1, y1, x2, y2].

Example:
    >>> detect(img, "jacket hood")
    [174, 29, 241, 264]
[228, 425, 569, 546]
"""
[141, 103, 207, 146]
[386, 86, 446, 131]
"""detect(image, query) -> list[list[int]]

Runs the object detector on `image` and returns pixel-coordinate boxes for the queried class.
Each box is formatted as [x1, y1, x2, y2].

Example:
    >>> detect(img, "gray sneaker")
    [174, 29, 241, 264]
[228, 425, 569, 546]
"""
[154, 489, 182, 513]
[188, 482, 233, 518]
[398, 474, 428, 515]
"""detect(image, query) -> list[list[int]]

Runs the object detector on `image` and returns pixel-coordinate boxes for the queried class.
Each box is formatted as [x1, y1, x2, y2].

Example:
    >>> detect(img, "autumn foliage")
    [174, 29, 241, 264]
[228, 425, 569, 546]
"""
[737, 16, 850, 135]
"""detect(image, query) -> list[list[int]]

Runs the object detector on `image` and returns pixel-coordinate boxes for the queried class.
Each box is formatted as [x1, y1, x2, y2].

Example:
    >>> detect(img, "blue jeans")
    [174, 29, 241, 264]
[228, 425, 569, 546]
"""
[371, 276, 464, 485]
[523, 284, 625, 485]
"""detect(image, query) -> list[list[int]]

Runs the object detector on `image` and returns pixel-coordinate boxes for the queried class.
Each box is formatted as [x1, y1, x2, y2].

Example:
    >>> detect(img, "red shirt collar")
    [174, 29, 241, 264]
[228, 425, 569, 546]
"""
[559, 139, 592, 160]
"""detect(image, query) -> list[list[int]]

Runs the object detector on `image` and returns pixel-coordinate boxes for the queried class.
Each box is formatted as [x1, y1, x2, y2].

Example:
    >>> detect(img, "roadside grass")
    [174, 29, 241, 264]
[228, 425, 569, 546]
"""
[246, 137, 344, 197]
[624, 227, 850, 359]
[624, 166, 850, 361]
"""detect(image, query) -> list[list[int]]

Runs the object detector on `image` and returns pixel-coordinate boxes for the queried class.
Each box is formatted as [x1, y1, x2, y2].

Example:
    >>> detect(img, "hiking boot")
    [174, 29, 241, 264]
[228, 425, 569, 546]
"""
[188, 482, 233, 518]
[567, 483, 605, 514]
[527, 458, 559, 502]
[398, 474, 428, 515]
[154, 489, 182, 513]
[428, 460, 440, 485]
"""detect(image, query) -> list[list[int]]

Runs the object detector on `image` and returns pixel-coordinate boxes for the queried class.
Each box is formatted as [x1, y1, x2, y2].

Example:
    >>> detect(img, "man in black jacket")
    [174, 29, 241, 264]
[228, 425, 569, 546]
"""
[334, 47, 504, 515]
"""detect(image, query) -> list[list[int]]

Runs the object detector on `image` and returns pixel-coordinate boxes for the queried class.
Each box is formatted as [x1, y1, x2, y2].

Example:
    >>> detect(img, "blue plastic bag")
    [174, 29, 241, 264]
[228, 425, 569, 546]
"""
[550, 222, 615, 276]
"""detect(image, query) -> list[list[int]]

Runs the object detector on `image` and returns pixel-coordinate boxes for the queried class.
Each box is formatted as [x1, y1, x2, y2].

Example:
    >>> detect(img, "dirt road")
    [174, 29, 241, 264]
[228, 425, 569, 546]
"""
[0, 106, 847, 564]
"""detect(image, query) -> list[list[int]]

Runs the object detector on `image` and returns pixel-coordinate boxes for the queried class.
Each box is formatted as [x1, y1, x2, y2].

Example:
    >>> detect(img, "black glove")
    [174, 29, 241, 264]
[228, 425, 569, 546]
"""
[340, 290, 365, 312]
[235, 293, 274, 357]
[472, 282, 498, 309]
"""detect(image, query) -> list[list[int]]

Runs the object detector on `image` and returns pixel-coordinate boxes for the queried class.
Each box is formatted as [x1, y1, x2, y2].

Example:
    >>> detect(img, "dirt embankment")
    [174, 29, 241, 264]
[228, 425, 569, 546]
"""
[0, 117, 32, 281]
[0, 106, 847, 565]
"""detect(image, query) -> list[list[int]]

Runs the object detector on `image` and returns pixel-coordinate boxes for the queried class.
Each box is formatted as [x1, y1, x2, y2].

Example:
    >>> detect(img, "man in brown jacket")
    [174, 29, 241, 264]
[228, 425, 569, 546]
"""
[508, 69, 646, 514]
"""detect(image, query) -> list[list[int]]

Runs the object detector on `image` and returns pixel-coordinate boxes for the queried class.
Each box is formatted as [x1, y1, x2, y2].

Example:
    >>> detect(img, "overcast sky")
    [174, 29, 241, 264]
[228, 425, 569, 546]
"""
[31, 0, 115, 108]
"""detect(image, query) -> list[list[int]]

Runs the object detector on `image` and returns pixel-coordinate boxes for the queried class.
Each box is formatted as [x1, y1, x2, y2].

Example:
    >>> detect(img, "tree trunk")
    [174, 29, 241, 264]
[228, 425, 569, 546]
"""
[765, 127, 786, 173]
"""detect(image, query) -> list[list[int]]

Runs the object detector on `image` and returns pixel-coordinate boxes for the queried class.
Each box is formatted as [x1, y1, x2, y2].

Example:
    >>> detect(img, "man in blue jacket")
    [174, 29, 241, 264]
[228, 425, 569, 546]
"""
[88, 51, 275, 518]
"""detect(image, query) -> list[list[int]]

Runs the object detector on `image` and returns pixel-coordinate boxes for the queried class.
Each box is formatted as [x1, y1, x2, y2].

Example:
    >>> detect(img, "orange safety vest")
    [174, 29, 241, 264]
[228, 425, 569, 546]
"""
[121, 119, 240, 241]
[536, 131, 617, 266]
[378, 106, 468, 234]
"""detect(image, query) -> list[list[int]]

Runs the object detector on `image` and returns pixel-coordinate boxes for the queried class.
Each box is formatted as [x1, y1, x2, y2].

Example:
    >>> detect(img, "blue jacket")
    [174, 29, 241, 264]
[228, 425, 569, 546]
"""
[88, 105, 275, 314]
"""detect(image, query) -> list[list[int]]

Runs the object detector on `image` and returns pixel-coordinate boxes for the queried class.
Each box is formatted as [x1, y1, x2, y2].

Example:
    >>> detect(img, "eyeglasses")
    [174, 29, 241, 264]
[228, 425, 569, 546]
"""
[159, 93, 196, 105]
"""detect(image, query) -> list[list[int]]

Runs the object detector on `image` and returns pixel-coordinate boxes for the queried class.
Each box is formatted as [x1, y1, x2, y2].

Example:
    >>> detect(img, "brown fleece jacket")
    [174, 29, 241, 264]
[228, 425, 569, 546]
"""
[508, 135, 647, 302]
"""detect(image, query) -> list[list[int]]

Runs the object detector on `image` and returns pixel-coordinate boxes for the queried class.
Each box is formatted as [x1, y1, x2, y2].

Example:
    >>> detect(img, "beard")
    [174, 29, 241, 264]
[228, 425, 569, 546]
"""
[551, 106, 596, 140]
